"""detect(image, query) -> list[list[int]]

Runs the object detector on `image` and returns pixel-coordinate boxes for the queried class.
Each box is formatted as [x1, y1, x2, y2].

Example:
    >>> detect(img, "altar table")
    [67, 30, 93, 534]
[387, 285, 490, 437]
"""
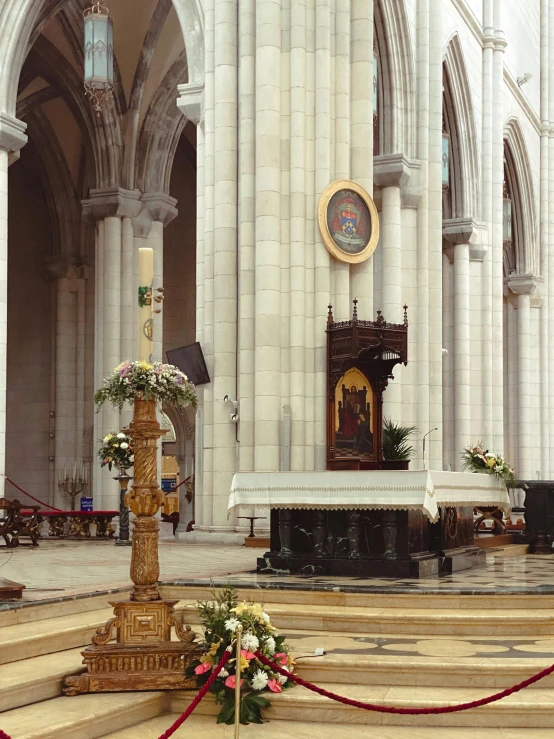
[229, 470, 510, 578]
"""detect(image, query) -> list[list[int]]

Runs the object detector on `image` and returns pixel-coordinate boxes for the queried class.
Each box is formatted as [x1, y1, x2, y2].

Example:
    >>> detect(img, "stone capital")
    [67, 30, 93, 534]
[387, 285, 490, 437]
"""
[45, 258, 91, 283]
[82, 187, 141, 223]
[177, 82, 204, 125]
[373, 154, 413, 189]
[507, 273, 541, 296]
[0, 113, 27, 156]
[141, 193, 178, 226]
[442, 218, 479, 247]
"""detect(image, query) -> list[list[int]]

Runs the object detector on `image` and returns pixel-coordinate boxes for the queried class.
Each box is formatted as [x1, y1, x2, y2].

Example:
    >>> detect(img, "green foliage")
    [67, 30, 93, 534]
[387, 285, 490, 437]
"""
[382, 418, 418, 461]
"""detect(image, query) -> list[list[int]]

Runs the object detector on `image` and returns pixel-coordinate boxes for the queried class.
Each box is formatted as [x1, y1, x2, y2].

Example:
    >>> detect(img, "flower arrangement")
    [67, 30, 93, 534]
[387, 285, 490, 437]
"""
[461, 442, 516, 486]
[94, 360, 197, 411]
[98, 432, 134, 471]
[186, 586, 295, 725]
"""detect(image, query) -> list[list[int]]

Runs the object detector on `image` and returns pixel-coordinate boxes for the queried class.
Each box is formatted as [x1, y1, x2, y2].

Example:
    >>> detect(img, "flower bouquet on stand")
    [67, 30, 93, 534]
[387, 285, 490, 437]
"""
[186, 586, 295, 724]
[94, 360, 197, 410]
[461, 442, 516, 486]
[98, 432, 134, 472]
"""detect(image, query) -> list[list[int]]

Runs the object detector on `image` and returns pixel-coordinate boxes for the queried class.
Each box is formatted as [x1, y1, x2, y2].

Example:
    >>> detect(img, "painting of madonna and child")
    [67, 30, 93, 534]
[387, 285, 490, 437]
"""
[334, 368, 376, 458]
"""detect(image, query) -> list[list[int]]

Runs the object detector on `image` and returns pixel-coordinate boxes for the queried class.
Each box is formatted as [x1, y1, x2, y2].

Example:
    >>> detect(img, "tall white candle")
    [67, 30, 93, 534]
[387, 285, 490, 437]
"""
[138, 247, 154, 362]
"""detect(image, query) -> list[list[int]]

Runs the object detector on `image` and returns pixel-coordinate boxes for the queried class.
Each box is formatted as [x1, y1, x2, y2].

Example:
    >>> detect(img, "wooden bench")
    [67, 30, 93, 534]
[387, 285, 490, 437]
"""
[21, 510, 119, 539]
[0, 498, 40, 547]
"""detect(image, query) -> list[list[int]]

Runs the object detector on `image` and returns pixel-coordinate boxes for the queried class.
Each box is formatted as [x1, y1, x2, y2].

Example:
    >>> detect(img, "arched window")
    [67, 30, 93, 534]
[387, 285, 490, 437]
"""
[503, 145, 520, 277]
[442, 65, 463, 219]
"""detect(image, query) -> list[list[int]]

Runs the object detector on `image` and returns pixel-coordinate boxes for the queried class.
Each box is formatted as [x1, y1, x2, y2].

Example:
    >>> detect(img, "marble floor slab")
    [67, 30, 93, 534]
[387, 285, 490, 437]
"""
[167, 552, 554, 595]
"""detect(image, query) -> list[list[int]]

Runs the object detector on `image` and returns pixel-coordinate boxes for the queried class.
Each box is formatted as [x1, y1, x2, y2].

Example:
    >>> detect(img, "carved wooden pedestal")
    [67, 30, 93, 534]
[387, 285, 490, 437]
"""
[64, 399, 200, 695]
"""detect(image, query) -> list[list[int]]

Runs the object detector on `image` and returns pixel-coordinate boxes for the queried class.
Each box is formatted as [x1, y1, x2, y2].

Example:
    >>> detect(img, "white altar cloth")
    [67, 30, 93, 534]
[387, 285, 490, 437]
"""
[228, 470, 511, 524]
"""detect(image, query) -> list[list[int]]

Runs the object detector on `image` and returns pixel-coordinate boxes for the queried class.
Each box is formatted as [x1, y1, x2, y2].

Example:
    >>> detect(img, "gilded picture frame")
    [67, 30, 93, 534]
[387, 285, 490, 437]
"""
[318, 180, 380, 264]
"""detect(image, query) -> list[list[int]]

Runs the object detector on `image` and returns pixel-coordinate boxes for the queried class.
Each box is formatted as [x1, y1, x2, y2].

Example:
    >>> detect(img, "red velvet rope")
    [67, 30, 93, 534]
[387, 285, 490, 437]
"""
[254, 651, 554, 715]
[0, 730, 12, 739]
[5, 478, 63, 512]
[157, 649, 232, 739]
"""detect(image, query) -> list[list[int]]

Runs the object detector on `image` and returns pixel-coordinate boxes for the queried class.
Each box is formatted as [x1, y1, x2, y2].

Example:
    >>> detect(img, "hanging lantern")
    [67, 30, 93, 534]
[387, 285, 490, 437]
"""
[84, 1, 114, 115]
[442, 132, 450, 189]
[373, 50, 379, 119]
[503, 182, 512, 244]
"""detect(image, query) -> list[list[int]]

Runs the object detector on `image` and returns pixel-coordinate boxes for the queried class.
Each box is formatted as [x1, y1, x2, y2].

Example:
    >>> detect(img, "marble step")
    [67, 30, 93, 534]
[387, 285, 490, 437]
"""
[102, 713, 554, 739]
[0, 691, 167, 739]
[0, 608, 115, 665]
[0, 590, 131, 628]
[161, 583, 554, 611]
[0, 647, 83, 712]
[0, 602, 194, 666]
[182, 601, 554, 636]
[172, 682, 554, 728]
[1, 630, 553, 714]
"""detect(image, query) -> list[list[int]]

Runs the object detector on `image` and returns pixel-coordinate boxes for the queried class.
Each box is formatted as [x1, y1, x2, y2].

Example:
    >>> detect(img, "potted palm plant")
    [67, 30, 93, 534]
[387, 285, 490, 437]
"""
[381, 418, 418, 470]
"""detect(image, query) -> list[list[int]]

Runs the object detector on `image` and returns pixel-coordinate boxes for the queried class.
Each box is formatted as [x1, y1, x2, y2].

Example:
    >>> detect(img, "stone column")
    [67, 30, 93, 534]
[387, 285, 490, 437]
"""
[428, 0, 443, 469]
[82, 188, 141, 509]
[492, 2, 506, 453]
[0, 115, 27, 497]
[508, 275, 537, 479]
[49, 263, 89, 507]
[540, 0, 550, 477]
[549, 0, 554, 476]
[481, 1, 494, 443]
[374, 155, 411, 424]
[349, 0, 374, 317]
[177, 82, 205, 528]
[443, 220, 479, 468]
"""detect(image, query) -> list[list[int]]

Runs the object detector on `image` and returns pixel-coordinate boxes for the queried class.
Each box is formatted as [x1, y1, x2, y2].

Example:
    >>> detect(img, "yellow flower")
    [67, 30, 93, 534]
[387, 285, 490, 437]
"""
[486, 457, 496, 469]
[200, 653, 214, 666]
[139, 361, 153, 371]
[208, 639, 222, 657]
[230, 654, 250, 671]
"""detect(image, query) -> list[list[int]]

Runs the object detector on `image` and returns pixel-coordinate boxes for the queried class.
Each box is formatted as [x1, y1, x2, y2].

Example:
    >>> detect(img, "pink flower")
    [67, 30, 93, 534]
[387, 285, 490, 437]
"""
[274, 653, 288, 666]
[195, 661, 213, 675]
[267, 679, 283, 693]
[241, 649, 256, 661]
[225, 675, 244, 689]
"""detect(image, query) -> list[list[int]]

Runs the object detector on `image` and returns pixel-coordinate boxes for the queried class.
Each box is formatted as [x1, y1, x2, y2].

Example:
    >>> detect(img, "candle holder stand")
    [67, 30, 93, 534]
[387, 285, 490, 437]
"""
[114, 469, 132, 547]
[64, 399, 200, 694]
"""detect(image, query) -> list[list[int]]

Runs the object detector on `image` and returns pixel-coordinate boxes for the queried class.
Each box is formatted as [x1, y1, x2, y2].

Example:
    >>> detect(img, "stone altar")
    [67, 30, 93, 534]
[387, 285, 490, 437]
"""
[229, 470, 511, 578]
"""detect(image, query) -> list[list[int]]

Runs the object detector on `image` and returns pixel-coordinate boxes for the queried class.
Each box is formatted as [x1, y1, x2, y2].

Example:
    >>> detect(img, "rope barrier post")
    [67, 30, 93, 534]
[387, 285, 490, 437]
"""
[235, 624, 242, 738]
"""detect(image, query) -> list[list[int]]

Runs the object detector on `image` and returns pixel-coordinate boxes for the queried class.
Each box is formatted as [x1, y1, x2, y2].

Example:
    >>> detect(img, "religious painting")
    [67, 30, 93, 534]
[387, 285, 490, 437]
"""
[334, 367, 376, 458]
[318, 180, 379, 264]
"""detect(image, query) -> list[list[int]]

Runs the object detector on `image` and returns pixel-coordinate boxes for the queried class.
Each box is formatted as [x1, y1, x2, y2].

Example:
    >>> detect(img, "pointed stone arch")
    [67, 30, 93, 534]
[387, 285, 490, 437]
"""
[375, 0, 416, 158]
[443, 33, 480, 220]
[503, 117, 538, 276]
[0, 0, 204, 119]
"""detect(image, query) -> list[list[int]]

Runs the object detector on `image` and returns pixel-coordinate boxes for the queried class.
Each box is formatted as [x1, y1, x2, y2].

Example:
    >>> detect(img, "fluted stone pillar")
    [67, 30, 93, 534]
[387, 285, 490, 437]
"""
[443, 220, 479, 469]
[0, 114, 27, 498]
[82, 188, 141, 509]
[508, 275, 538, 479]
[374, 155, 411, 424]
[50, 263, 89, 507]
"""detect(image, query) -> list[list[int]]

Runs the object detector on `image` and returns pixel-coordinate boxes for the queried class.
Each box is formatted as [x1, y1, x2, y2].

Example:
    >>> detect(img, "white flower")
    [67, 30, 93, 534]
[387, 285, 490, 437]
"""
[225, 617, 241, 633]
[220, 668, 229, 678]
[129, 455, 135, 463]
[251, 670, 269, 691]
[262, 612, 270, 624]
[120, 442, 129, 449]
[277, 673, 288, 685]
[263, 637, 276, 654]
[117, 433, 126, 439]
[103, 435, 110, 443]
[241, 633, 259, 651]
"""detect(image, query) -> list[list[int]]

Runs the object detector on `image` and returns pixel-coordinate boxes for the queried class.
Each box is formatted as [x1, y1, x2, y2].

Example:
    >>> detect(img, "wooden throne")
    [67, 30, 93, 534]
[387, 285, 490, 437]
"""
[326, 300, 408, 471]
